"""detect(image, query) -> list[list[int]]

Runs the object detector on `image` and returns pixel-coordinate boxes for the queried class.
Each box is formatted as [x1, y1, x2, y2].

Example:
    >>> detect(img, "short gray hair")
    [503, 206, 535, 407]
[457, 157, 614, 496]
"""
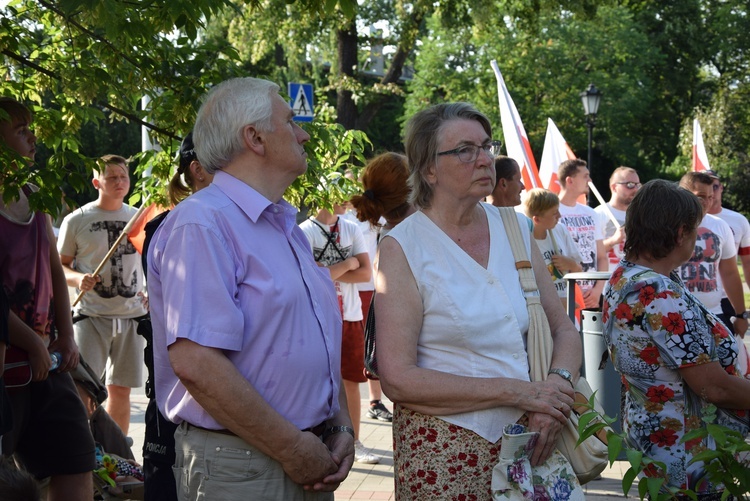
[193, 78, 280, 174]
[404, 102, 492, 209]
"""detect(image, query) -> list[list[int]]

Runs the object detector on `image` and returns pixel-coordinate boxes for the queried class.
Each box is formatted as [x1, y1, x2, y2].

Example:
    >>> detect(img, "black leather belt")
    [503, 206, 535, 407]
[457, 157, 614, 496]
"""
[187, 420, 327, 438]
[303, 421, 327, 437]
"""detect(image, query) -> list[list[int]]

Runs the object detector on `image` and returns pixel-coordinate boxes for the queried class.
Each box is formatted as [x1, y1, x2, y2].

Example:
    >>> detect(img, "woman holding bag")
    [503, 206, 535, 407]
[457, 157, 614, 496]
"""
[375, 102, 583, 499]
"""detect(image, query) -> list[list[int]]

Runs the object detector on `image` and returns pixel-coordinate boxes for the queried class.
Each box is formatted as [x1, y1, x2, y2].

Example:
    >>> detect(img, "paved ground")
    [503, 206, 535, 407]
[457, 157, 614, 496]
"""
[128, 382, 633, 500]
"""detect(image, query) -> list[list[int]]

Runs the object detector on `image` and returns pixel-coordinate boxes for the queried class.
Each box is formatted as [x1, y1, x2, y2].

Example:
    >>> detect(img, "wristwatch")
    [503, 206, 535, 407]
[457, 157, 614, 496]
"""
[735, 310, 749, 320]
[322, 425, 355, 441]
[548, 368, 574, 386]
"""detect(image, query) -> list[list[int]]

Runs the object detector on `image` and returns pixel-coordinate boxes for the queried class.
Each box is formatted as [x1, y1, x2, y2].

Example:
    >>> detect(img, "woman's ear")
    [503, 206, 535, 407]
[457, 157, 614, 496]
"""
[189, 161, 205, 182]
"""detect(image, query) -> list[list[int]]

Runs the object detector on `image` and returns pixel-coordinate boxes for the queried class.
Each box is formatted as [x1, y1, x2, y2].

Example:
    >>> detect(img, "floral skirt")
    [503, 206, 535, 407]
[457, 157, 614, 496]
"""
[393, 404, 502, 500]
[392, 405, 582, 501]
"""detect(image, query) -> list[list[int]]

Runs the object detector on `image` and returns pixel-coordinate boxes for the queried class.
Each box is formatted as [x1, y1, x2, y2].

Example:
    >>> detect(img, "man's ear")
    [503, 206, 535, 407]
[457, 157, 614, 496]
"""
[92, 177, 101, 190]
[242, 124, 264, 156]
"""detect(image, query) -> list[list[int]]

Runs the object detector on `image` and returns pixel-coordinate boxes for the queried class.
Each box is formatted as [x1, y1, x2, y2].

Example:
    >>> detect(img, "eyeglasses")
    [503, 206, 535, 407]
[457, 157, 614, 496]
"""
[437, 140, 503, 163]
[615, 181, 641, 190]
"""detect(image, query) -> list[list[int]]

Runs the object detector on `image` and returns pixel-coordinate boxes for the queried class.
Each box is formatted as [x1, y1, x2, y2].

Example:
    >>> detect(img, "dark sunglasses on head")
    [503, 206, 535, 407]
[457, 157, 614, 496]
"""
[615, 181, 641, 189]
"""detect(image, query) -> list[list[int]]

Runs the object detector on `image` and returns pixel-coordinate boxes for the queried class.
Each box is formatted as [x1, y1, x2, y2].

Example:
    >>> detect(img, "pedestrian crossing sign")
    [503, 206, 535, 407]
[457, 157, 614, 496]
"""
[289, 83, 314, 122]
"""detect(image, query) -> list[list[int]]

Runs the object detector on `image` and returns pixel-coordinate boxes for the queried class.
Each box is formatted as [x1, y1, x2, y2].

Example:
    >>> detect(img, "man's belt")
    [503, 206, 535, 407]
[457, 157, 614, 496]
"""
[187, 420, 327, 438]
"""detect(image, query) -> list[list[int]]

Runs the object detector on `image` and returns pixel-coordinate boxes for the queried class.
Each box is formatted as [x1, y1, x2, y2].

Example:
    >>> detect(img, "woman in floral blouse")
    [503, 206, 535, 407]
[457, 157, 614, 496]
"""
[603, 179, 750, 498]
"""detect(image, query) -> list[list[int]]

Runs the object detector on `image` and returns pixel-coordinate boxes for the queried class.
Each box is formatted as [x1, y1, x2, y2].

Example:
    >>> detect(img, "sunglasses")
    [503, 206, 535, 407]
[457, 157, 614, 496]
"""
[615, 181, 641, 189]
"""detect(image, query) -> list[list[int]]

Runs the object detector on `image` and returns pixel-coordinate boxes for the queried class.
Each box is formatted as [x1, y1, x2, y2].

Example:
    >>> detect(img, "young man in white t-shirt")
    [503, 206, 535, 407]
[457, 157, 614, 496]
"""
[678, 171, 748, 337]
[58, 155, 147, 435]
[706, 170, 750, 323]
[300, 207, 379, 464]
[594, 166, 641, 271]
[557, 159, 607, 308]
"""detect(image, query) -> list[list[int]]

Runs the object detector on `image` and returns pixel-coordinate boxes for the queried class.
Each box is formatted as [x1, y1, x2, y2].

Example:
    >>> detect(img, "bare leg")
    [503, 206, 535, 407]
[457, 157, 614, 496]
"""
[343, 379, 361, 439]
[48, 472, 92, 501]
[106, 384, 131, 435]
[368, 379, 383, 401]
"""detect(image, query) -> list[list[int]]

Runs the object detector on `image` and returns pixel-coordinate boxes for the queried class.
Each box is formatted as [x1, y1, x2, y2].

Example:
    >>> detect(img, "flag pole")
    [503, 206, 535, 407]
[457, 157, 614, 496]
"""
[71, 197, 151, 307]
[587, 182, 620, 229]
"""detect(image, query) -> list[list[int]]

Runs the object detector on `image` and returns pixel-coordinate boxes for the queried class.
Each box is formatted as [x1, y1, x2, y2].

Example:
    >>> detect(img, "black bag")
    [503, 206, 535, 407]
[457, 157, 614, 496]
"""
[363, 295, 379, 380]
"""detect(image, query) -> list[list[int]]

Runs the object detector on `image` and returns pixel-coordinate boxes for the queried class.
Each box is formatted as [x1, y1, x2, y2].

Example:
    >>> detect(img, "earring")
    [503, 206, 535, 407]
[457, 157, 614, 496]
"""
[198, 177, 205, 182]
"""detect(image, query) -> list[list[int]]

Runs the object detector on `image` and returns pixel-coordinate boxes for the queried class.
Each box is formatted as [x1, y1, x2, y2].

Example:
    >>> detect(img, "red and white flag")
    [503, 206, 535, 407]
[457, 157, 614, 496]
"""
[692, 119, 711, 172]
[539, 118, 576, 194]
[491, 61, 542, 190]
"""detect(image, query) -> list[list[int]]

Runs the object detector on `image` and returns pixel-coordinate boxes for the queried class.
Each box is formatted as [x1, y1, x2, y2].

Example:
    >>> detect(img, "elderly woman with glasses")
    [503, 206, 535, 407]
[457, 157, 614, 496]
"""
[603, 179, 750, 498]
[374, 102, 583, 498]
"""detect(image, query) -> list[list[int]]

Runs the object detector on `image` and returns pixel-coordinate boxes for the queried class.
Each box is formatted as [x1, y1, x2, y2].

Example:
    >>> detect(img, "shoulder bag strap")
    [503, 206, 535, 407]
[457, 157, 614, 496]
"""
[497, 207, 553, 381]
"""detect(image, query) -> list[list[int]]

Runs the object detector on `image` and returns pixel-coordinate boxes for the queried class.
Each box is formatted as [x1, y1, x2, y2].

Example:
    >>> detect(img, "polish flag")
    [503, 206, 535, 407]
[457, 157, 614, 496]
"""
[539, 118, 576, 194]
[692, 119, 711, 172]
[491, 61, 542, 190]
[128, 203, 169, 254]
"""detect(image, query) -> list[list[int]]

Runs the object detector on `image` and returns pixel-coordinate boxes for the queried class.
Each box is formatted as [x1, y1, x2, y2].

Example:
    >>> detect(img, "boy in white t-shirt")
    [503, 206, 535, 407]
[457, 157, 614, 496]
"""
[523, 189, 583, 306]
[299, 207, 380, 464]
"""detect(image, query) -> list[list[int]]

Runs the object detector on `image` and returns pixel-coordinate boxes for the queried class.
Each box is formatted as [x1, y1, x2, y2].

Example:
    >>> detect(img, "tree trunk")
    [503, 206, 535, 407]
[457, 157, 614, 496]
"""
[336, 19, 358, 130]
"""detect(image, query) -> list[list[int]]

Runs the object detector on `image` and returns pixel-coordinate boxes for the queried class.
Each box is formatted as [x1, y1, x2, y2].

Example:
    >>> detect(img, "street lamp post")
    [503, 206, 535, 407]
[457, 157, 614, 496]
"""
[580, 83, 602, 173]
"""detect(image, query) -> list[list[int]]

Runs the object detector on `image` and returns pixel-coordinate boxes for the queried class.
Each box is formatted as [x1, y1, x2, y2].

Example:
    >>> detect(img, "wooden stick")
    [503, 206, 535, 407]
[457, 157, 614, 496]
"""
[587, 182, 620, 229]
[71, 198, 150, 307]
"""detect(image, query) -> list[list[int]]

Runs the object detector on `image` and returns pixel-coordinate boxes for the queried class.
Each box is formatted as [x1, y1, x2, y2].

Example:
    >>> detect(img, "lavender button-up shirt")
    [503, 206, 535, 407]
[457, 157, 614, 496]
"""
[148, 170, 342, 430]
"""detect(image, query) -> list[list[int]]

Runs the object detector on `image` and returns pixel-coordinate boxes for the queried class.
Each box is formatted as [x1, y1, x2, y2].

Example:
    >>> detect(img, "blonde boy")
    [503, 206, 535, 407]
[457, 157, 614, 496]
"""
[523, 188, 583, 305]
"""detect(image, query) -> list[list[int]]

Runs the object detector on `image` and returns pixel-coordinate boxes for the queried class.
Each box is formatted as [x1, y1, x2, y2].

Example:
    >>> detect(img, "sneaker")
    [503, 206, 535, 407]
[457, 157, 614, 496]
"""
[354, 440, 379, 464]
[366, 401, 393, 422]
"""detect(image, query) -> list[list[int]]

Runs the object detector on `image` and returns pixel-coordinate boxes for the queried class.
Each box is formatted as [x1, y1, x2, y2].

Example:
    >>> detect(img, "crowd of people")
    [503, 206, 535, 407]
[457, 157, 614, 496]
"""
[1, 78, 750, 501]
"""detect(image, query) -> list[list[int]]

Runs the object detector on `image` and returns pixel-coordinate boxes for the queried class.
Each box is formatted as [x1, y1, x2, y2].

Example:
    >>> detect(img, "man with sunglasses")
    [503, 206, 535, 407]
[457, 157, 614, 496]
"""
[595, 166, 641, 271]
[705, 170, 750, 338]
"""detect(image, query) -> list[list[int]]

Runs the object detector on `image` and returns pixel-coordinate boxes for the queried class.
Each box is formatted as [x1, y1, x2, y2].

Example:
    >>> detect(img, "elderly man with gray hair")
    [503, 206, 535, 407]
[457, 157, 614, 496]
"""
[147, 77, 354, 500]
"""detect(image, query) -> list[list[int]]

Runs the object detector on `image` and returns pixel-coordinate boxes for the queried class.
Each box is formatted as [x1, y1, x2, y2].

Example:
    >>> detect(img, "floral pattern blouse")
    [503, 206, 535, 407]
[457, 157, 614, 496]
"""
[602, 261, 749, 494]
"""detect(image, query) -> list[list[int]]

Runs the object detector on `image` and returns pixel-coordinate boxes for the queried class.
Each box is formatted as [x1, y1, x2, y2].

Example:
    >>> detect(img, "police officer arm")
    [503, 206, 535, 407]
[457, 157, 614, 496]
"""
[718, 257, 748, 337]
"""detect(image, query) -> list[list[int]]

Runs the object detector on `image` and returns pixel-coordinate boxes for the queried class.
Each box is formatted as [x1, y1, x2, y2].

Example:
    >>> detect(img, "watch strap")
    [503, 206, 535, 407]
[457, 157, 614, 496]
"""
[322, 425, 355, 441]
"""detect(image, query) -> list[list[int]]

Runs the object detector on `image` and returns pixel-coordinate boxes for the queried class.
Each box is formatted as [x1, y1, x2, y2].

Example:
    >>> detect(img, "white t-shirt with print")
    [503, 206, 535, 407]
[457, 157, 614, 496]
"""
[340, 210, 384, 292]
[715, 208, 750, 254]
[536, 223, 584, 298]
[57, 201, 147, 318]
[677, 213, 736, 314]
[299, 217, 367, 321]
[558, 202, 604, 292]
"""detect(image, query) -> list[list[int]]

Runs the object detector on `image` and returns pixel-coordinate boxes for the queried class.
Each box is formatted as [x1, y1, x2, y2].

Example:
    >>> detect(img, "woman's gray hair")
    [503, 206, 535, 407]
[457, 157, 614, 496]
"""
[193, 77, 280, 174]
[404, 102, 492, 209]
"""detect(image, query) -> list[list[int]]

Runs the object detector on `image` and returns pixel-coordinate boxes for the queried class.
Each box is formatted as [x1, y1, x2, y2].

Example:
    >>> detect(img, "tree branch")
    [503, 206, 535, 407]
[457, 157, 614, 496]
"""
[1, 49, 177, 139]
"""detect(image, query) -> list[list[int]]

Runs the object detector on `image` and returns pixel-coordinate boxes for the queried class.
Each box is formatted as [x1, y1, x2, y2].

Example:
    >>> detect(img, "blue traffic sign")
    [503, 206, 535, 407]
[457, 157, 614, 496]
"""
[289, 83, 314, 122]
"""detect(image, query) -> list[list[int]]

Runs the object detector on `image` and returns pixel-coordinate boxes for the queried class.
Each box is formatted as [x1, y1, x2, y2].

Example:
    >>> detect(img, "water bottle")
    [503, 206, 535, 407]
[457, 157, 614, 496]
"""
[50, 352, 62, 372]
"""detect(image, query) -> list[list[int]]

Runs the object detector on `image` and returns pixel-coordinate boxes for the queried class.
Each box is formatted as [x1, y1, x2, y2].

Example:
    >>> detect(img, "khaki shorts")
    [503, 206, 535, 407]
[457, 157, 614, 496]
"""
[74, 316, 144, 388]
